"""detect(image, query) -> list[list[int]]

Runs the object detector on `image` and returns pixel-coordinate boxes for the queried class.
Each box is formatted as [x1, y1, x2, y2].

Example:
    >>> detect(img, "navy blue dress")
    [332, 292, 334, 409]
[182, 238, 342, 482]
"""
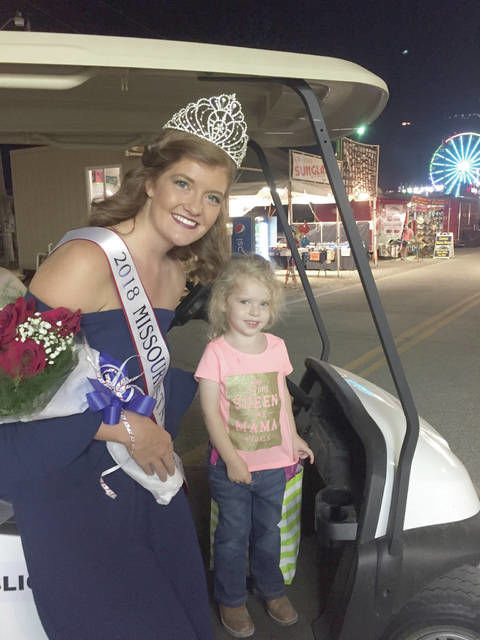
[0, 298, 214, 639]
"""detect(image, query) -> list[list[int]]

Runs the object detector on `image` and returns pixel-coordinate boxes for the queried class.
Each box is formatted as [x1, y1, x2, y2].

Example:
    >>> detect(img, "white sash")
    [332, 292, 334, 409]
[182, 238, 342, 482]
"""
[56, 227, 184, 505]
[57, 227, 170, 421]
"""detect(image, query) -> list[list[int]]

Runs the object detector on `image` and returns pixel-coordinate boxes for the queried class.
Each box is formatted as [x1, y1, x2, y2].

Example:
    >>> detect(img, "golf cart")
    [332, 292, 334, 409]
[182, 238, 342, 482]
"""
[1, 32, 480, 640]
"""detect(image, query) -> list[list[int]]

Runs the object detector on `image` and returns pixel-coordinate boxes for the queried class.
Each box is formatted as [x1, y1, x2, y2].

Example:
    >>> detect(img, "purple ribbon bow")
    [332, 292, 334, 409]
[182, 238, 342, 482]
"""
[86, 352, 156, 424]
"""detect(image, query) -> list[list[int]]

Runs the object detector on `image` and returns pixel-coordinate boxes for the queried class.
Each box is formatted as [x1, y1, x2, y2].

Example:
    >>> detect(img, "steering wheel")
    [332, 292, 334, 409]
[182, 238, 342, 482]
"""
[171, 283, 211, 328]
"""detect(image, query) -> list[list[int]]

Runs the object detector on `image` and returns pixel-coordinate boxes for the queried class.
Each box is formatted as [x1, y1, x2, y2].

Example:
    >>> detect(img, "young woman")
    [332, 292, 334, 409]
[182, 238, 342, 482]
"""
[195, 254, 314, 638]
[0, 94, 247, 639]
[400, 222, 414, 260]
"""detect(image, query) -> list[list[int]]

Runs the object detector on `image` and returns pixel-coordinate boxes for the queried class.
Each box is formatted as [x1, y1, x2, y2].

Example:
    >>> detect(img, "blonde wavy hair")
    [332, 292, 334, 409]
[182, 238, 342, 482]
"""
[89, 129, 237, 283]
[208, 254, 283, 338]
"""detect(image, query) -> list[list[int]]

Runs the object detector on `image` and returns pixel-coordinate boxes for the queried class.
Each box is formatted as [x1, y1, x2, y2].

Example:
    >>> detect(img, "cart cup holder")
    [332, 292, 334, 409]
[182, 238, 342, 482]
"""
[315, 487, 358, 545]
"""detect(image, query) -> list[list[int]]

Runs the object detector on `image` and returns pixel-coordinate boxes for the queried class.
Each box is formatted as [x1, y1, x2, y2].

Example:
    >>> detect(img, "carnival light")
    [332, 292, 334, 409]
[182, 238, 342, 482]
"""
[429, 132, 480, 197]
[355, 191, 370, 201]
[398, 184, 444, 195]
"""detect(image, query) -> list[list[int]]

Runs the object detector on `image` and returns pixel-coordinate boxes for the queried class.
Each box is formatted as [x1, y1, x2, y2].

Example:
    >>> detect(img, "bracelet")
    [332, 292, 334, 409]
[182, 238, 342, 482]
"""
[120, 411, 135, 456]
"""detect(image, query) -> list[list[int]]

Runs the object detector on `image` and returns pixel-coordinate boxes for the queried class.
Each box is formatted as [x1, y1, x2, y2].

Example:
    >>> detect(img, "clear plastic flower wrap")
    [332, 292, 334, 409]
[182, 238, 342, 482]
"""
[0, 297, 184, 505]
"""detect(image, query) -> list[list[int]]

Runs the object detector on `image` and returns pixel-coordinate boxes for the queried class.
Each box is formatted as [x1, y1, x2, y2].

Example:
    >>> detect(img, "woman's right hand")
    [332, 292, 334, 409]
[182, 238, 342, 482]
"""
[123, 411, 175, 481]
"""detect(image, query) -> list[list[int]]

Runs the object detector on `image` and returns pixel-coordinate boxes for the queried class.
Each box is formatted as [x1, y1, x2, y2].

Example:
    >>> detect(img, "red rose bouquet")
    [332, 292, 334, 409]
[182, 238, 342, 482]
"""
[0, 297, 81, 420]
[0, 297, 184, 504]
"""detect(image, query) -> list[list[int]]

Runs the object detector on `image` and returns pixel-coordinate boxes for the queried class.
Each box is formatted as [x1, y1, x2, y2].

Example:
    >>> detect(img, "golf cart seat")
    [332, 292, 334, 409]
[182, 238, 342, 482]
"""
[295, 358, 386, 546]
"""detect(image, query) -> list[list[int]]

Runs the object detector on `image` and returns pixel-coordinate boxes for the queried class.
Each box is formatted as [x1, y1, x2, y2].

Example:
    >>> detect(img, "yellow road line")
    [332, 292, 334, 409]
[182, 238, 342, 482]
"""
[357, 295, 480, 377]
[344, 291, 480, 372]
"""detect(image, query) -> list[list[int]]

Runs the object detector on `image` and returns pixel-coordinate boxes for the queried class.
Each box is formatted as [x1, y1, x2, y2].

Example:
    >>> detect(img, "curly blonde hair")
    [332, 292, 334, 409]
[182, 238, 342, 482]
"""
[89, 129, 237, 283]
[208, 254, 283, 338]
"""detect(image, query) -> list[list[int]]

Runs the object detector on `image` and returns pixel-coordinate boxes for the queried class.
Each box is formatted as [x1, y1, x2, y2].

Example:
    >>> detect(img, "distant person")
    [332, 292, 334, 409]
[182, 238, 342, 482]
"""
[285, 225, 300, 285]
[400, 222, 414, 260]
[195, 254, 314, 638]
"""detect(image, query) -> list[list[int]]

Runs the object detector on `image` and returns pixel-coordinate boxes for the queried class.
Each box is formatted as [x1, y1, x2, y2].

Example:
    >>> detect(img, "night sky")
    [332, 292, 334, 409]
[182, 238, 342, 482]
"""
[1, 0, 479, 191]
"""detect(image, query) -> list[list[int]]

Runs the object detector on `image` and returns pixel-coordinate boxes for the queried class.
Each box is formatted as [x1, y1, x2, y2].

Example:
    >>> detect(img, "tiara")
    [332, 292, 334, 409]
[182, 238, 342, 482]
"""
[163, 93, 248, 168]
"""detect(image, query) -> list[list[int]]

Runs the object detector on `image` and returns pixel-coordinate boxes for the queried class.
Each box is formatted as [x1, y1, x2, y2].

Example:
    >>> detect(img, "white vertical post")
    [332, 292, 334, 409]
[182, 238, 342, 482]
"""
[458, 200, 462, 241]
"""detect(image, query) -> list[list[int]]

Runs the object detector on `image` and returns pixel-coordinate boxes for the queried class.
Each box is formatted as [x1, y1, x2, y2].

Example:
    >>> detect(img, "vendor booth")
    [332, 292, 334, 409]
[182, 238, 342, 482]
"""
[376, 192, 480, 258]
[375, 195, 445, 259]
[230, 139, 379, 272]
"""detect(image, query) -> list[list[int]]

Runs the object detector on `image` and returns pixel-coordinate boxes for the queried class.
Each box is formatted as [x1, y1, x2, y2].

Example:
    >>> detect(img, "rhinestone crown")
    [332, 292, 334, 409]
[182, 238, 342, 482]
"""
[163, 93, 248, 168]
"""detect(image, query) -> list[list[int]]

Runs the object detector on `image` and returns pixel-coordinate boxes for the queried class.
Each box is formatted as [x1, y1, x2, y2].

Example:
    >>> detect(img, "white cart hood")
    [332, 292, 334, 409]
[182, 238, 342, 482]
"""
[333, 366, 480, 536]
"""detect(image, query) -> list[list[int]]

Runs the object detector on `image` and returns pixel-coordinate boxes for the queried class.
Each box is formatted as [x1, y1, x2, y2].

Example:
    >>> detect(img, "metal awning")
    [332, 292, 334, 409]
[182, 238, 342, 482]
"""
[0, 32, 388, 150]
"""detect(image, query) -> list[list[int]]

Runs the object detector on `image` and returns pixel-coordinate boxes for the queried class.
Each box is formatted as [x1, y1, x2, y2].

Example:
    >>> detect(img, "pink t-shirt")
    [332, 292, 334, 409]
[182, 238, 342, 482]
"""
[195, 333, 296, 472]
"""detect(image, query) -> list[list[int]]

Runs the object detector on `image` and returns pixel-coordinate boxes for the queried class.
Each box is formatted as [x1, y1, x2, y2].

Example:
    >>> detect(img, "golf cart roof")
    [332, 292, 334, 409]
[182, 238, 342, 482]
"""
[0, 32, 388, 150]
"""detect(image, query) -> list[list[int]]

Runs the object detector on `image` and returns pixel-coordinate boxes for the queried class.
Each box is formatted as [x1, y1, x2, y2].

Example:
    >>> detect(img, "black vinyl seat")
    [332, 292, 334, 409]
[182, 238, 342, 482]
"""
[296, 359, 387, 544]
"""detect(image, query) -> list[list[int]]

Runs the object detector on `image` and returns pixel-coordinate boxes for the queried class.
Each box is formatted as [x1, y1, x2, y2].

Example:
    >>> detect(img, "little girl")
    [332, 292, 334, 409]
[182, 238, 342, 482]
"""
[195, 254, 314, 638]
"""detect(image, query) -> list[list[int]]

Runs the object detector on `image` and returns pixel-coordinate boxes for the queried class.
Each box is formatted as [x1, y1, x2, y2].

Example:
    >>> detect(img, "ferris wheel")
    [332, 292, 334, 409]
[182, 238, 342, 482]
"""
[429, 132, 480, 196]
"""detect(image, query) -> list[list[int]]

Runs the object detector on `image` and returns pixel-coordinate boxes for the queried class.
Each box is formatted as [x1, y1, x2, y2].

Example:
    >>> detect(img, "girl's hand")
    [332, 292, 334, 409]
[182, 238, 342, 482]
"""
[292, 434, 314, 465]
[226, 455, 252, 485]
[123, 411, 175, 481]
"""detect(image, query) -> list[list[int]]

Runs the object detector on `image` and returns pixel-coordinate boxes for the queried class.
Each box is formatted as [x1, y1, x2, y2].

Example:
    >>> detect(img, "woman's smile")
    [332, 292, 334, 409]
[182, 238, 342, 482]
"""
[171, 212, 199, 228]
[140, 157, 230, 249]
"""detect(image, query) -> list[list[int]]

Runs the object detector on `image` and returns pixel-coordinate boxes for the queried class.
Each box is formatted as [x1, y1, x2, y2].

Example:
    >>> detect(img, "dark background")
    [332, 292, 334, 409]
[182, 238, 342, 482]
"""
[1, 0, 479, 191]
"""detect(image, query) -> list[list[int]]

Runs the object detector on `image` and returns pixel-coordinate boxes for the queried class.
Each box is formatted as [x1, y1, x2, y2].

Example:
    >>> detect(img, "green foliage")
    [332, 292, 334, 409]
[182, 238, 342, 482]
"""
[0, 349, 75, 419]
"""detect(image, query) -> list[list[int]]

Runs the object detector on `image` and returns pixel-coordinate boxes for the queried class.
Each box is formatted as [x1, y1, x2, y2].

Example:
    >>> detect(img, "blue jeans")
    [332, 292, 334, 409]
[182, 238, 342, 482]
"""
[209, 459, 286, 606]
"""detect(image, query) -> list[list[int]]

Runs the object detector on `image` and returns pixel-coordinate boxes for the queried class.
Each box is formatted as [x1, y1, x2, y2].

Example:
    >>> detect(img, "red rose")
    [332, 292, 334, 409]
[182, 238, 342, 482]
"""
[15, 297, 35, 324]
[0, 297, 35, 347]
[40, 307, 81, 338]
[0, 338, 46, 380]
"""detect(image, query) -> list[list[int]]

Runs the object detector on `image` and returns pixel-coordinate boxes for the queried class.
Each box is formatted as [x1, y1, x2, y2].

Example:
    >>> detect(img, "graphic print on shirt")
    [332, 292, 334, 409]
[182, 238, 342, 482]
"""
[226, 371, 282, 451]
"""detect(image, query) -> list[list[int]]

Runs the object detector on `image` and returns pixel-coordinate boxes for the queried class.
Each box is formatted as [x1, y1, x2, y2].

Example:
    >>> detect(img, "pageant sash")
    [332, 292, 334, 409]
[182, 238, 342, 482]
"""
[56, 227, 170, 423]
[55, 227, 184, 504]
